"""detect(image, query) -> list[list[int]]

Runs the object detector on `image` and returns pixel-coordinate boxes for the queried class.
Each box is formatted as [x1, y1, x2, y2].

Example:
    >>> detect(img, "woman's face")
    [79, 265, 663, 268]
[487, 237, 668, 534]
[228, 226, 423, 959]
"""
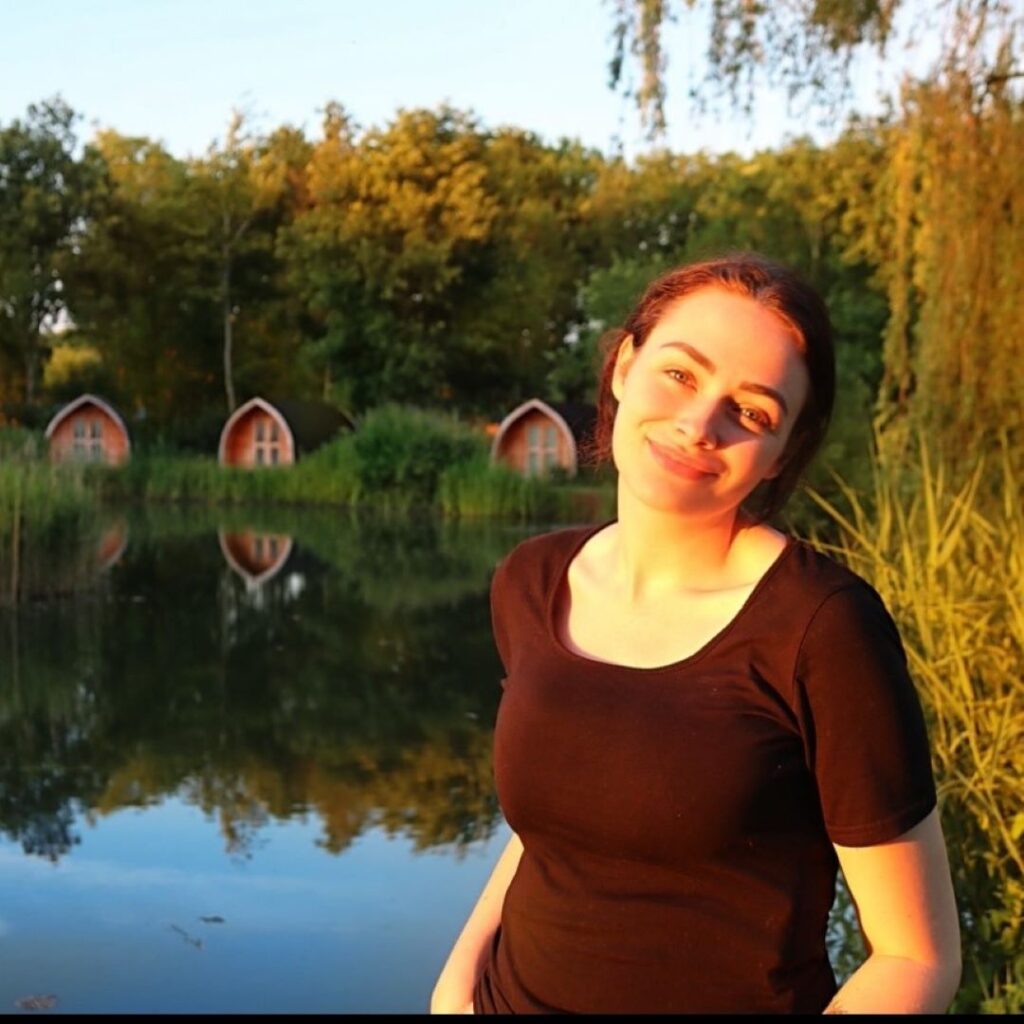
[611, 286, 810, 518]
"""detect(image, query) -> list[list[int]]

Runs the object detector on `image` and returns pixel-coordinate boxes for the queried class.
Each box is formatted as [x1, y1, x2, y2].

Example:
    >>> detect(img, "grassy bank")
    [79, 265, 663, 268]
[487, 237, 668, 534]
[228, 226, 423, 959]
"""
[809, 440, 1023, 1013]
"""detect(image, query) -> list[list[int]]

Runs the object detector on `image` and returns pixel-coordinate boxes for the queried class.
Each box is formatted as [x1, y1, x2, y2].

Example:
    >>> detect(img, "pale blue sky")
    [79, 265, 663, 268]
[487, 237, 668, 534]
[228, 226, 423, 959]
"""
[3, 0, 902, 159]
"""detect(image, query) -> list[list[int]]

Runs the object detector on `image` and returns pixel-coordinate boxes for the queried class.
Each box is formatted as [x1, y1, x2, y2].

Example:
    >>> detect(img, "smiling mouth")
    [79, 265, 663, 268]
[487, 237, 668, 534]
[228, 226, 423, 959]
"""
[646, 438, 720, 478]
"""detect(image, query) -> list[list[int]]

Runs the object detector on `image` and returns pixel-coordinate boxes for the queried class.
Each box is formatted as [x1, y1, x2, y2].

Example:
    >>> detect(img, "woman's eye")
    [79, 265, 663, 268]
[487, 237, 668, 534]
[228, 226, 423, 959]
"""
[737, 406, 771, 430]
[667, 368, 695, 386]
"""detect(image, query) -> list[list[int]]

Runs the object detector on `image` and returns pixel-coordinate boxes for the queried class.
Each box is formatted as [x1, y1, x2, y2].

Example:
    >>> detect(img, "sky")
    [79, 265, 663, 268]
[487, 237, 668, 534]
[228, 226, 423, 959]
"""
[3, 0, 907, 160]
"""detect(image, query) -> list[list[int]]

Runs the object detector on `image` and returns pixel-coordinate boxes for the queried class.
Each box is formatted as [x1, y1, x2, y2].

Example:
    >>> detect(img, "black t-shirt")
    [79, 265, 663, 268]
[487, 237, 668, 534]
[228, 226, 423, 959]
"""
[473, 523, 937, 1015]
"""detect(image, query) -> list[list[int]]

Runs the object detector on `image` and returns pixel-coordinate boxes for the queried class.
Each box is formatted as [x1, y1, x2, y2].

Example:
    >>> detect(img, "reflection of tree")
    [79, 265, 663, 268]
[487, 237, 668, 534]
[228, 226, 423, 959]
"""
[0, 513, 116, 606]
[0, 597, 107, 859]
[0, 511, 539, 861]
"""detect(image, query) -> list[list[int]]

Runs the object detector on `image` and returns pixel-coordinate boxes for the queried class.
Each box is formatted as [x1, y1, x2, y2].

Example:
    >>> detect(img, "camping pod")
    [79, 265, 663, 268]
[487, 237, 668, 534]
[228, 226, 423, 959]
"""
[490, 399, 596, 478]
[44, 394, 131, 466]
[218, 397, 355, 467]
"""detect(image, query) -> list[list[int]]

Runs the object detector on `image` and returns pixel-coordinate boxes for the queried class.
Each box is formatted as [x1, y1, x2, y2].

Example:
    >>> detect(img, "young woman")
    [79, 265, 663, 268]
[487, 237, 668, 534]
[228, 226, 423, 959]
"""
[431, 253, 961, 1015]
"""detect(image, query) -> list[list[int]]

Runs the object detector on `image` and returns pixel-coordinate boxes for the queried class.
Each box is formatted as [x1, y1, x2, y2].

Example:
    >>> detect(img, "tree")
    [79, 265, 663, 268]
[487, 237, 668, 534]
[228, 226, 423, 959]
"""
[607, 0, 1024, 469]
[66, 131, 218, 435]
[0, 98, 98, 405]
[281, 104, 500, 410]
[188, 112, 292, 413]
[67, 122, 312, 445]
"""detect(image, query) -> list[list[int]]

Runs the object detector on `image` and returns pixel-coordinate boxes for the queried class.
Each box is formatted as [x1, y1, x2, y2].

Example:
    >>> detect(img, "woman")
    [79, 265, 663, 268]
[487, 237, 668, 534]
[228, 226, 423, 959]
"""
[431, 253, 961, 1014]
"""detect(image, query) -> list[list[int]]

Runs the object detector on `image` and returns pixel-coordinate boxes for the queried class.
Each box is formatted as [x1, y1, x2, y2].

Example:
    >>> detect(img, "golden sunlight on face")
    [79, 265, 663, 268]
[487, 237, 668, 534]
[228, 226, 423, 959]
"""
[610, 286, 810, 517]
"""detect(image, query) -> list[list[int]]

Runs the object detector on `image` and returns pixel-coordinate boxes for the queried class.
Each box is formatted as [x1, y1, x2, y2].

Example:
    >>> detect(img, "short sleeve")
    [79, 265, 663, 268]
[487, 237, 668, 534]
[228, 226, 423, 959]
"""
[793, 583, 937, 846]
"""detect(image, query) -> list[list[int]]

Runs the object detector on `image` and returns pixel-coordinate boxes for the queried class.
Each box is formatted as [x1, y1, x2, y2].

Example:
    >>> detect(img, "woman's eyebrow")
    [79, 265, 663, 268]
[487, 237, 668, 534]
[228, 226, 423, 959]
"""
[659, 341, 789, 415]
[661, 340, 716, 373]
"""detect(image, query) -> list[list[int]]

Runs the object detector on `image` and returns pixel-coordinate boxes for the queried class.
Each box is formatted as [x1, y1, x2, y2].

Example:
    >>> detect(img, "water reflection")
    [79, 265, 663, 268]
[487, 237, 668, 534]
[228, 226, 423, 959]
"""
[218, 529, 294, 589]
[96, 518, 129, 572]
[0, 513, 128, 606]
[0, 510, 525, 866]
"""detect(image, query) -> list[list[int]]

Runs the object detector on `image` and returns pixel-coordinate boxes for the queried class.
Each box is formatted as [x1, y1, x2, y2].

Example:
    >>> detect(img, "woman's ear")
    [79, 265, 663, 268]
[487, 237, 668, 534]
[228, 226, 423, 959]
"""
[611, 334, 636, 402]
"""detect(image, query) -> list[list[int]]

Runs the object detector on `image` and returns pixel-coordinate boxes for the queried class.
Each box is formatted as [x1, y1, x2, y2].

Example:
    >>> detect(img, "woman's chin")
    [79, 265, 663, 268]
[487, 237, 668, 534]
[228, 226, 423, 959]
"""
[619, 472, 727, 516]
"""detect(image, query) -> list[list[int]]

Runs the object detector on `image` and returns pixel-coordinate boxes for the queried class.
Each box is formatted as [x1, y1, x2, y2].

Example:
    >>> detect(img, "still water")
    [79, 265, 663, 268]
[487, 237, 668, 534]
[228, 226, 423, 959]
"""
[0, 507, 861, 1013]
[0, 507, 545, 1013]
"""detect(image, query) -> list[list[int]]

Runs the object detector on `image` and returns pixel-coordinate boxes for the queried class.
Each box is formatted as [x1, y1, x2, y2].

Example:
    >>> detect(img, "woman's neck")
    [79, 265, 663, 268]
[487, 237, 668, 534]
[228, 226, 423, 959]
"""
[607, 484, 750, 600]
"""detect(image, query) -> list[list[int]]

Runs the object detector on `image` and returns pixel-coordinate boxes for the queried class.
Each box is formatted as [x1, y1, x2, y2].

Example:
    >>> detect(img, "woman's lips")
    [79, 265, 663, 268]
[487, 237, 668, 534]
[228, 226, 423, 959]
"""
[646, 438, 720, 479]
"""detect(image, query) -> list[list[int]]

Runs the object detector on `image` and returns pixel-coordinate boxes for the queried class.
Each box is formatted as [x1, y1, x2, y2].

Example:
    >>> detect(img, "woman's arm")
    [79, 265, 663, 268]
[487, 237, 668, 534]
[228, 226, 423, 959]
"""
[430, 831, 524, 1014]
[824, 808, 961, 1014]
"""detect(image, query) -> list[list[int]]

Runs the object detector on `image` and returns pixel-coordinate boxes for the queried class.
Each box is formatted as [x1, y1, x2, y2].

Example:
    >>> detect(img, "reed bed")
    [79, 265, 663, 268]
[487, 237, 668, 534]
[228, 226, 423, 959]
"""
[808, 440, 1023, 1013]
[0, 453, 103, 605]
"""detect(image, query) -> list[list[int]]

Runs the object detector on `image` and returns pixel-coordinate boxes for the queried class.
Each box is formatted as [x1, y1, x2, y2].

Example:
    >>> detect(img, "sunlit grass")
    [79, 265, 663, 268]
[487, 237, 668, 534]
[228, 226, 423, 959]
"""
[808, 437, 1023, 1014]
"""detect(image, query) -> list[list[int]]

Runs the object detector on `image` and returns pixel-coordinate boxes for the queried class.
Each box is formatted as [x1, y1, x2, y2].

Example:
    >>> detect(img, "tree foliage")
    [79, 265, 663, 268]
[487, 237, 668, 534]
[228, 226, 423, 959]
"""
[0, 97, 98, 404]
[608, 0, 1024, 468]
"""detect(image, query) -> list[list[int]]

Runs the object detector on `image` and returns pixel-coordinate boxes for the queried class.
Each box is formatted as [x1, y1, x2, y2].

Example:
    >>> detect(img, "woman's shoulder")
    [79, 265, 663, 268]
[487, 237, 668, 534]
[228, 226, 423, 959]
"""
[776, 537, 879, 602]
[744, 535, 895, 649]
[763, 538, 905, 656]
[494, 522, 609, 587]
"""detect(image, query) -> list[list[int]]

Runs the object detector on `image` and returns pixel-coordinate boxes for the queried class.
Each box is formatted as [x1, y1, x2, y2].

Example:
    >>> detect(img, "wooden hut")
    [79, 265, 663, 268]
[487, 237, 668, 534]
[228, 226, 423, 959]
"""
[490, 399, 596, 478]
[217, 397, 355, 468]
[44, 394, 131, 466]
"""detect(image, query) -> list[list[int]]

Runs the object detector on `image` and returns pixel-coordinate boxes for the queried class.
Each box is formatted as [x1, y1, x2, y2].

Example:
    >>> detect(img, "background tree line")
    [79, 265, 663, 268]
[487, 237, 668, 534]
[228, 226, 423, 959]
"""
[2, 0, 1019, 479]
[1, 95, 887, 471]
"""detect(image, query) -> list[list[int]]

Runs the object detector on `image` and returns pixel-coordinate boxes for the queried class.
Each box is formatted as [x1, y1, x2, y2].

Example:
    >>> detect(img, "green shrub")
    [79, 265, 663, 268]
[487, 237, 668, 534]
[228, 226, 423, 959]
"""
[0, 426, 44, 462]
[352, 405, 483, 504]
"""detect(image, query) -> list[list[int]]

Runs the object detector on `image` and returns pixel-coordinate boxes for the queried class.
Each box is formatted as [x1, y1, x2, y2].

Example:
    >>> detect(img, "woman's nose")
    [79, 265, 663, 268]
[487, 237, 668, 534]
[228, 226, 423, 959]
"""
[674, 399, 720, 448]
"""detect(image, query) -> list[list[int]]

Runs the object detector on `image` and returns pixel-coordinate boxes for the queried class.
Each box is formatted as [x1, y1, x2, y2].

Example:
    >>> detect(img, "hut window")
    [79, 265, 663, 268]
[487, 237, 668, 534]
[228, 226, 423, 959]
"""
[252, 415, 282, 467]
[91, 419, 102, 439]
[526, 420, 561, 476]
[254, 536, 264, 559]
[269, 537, 279, 559]
[544, 425, 559, 467]
[91, 442, 102, 462]
[73, 420, 85, 439]
[72, 441, 87, 459]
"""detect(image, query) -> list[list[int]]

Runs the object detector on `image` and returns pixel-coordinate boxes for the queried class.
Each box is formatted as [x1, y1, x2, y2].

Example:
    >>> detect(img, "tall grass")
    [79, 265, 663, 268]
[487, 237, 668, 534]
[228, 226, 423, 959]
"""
[808, 439, 1023, 1013]
[0, 438, 103, 604]
[439, 456, 557, 520]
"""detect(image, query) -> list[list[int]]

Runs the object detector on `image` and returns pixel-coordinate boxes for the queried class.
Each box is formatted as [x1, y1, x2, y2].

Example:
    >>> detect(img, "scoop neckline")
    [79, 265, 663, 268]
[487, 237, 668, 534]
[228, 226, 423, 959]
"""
[545, 519, 798, 675]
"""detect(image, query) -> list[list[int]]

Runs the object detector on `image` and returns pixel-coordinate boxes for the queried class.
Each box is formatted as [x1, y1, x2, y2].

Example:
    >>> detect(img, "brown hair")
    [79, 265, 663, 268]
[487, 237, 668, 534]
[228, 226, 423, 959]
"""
[587, 252, 835, 521]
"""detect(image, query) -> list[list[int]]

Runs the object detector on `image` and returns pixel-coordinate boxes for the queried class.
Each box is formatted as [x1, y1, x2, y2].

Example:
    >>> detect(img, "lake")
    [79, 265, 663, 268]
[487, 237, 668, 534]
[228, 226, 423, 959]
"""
[0, 506, 864, 1013]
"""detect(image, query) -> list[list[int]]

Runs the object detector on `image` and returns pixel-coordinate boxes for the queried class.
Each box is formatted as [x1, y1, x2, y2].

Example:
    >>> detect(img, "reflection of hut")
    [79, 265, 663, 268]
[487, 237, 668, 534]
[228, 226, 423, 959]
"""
[490, 399, 596, 478]
[218, 529, 295, 587]
[217, 397, 355, 468]
[96, 520, 129, 571]
[44, 394, 131, 465]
